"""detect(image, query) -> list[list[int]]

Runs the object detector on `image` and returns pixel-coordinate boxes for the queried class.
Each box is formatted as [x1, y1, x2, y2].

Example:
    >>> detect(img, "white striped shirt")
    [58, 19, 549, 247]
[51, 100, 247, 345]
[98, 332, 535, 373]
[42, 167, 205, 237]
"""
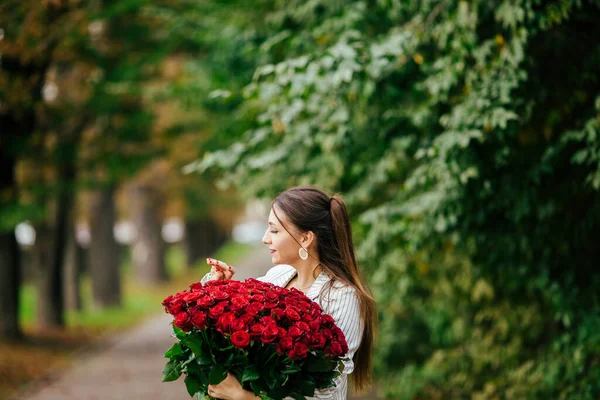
[201, 264, 364, 400]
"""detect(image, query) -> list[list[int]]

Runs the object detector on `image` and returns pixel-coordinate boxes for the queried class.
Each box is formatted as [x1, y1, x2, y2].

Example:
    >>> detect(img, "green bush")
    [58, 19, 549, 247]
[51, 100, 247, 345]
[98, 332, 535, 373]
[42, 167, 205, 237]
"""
[190, 1, 600, 398]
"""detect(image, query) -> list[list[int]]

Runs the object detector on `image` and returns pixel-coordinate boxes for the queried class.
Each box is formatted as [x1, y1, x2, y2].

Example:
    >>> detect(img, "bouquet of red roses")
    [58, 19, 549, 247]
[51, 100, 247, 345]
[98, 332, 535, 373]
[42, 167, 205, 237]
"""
[161, 278, 348, 400]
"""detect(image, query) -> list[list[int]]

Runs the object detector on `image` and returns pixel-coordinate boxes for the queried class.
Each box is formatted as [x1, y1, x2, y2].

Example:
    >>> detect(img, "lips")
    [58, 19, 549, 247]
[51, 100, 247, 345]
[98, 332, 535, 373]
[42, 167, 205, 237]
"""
[269, 249, 276, 254]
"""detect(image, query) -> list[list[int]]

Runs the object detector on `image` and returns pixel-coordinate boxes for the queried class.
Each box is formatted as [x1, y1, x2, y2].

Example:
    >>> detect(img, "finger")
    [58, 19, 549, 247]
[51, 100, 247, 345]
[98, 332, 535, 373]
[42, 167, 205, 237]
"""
[207, 258, 229, 271]
[210, 266, 224, 280]
[223, 266, 236, 280]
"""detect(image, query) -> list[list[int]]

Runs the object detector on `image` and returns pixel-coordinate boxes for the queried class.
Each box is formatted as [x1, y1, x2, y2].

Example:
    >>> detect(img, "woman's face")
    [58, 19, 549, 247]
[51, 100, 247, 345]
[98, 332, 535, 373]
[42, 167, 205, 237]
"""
[262, 207, 301, 266]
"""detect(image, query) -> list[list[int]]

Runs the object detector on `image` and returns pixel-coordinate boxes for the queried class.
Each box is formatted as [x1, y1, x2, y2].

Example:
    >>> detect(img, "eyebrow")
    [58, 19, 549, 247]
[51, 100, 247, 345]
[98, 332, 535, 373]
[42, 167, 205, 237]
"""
[268, 222, 277, 227]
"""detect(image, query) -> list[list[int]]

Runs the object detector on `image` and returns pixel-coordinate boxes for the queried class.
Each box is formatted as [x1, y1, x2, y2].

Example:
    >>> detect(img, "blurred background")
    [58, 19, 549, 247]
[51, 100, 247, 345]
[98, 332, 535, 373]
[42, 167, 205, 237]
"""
[1, 1, 600, 399]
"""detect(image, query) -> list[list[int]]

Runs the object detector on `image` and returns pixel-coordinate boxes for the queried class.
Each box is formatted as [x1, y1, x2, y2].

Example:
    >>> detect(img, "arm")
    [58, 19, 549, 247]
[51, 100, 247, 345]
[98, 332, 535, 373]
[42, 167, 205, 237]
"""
[207, 373, 259, 400]
[311, 286, 363, 399]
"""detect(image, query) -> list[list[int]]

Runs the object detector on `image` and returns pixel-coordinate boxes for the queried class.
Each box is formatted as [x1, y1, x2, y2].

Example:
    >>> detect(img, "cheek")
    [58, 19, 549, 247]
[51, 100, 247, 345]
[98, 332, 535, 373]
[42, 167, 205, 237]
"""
[273, 236, 292, 256]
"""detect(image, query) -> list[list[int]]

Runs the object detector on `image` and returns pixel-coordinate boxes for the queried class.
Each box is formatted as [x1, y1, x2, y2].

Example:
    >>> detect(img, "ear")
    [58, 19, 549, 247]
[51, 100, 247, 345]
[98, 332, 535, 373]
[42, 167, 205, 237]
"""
[301, 231, 315, 249]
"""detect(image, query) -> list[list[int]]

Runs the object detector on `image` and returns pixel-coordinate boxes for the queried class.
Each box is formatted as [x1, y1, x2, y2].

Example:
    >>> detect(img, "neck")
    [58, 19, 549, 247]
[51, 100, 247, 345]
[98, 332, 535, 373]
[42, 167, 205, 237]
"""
[292, 258, 322, 288]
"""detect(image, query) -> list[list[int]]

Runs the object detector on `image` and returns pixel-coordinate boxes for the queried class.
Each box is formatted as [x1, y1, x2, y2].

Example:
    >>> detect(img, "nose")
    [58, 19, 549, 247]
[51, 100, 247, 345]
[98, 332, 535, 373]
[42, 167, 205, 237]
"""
[262, 229, 271, 244]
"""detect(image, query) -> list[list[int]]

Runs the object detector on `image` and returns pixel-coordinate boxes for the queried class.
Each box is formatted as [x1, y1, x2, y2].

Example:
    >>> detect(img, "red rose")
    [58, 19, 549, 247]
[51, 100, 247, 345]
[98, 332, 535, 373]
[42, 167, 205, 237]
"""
[231, 331, 251, 348]
[293, 342, 309, 359]
[183, 291, 202, 303]
[169, 299, 185, 315]
[277, 327, 287, 338]
[217, 312, 236, 333]
[265, 291, 279, 302]
[332, 326, 343, 336]
[197, 295, 214, 308]
[322, 328, 333, 339]
[190, 310, 208, 330]
[321, 314, 335, 325]
[295, 321, 309, 332]
[309, 319, 321, 331]
[213, 290, 230, 301]
[209, 303, 226, 319]
[240, 313, 255, 324]
[310, 308, 322, 318]
[339, 336, 349, 354]
[270, 308, 284, 320]
[189, 282, 203, 291]
[162, 295, 173, 311]
[302, 313, 314, 323]
[250, 323, 265, 338]
[308, 332, 327, 349]
[297, 301, 311, 312]
[260, 316, 276, 326]
[261, 325, 279, 343]
[264, 302, 278, 309]
[231, 318, 246, 332]
[174, 311, 192, 331]
[245, 302, 264, 316]
[284, 308, 301, 321]
[230, 295, 249, 310]
[227, 281, 243, 291]
[279, 335, 293, 350]
[251, 294, 265, 303]
[328, 340, 344, 357]
[288, 325, 303, 339]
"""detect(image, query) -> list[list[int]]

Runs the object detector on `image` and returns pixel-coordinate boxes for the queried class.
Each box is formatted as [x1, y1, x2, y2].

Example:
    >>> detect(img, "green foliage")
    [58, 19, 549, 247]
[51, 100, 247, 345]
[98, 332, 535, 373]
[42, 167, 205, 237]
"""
[163, 324, 340, 400]
[189, 0, 600, 398]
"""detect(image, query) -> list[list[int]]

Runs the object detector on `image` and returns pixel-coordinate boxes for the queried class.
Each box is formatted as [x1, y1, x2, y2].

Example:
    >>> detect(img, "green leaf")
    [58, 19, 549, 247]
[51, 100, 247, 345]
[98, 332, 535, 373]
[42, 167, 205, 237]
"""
[250, 380, 268, 396]
[241, 366, 261, 383]
[282, 364, 302, 375]
[306, 357, 337, 372]
[164, 342, 184, 358]
[184, 335, 204, 356]
[295, 378, 316, 397]
[288, 393, 307, 400]
[197, 352, 212, 366]
[173, 325, 186, 340]
[185, 375, 203, 397]
[209, 364, 228, 385]
[162, 360, 182, 382]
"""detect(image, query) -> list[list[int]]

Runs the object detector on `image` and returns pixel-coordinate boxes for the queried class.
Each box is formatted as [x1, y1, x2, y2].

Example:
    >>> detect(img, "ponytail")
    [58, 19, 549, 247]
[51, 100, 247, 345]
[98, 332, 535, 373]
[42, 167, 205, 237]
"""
[329, 195, 377, 391]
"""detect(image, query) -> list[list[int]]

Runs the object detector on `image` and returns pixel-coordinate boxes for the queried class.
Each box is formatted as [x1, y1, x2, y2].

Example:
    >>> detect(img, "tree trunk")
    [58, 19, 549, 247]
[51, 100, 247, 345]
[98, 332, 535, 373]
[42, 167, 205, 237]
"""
[184, 219, 210, 268]
[63, 221, 82, 311]
[184, 218, 229, 269]
[129, 185, 167, 284]
[0, 231, 22, 341]
[34, 224, 65, 328]
[0, 151, 22, 340]
[89, 187, 122, 308]
[35, 147, 77, 328]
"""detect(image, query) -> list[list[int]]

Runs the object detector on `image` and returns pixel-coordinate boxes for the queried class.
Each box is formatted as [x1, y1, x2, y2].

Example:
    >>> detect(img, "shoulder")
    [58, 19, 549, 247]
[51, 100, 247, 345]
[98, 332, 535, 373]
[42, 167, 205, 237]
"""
[257, 264, 295, 285]
[322, 277, 358, 298]
[316, 278, 360, 313]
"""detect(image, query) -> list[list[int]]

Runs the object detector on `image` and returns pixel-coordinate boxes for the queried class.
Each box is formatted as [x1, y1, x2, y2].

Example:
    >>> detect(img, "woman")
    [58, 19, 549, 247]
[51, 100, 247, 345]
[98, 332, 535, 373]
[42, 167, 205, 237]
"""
[201, 186, 377, 400]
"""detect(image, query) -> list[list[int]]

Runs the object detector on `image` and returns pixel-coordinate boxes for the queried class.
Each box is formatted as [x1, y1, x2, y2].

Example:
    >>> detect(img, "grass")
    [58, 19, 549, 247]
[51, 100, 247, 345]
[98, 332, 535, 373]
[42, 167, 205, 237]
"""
[0, 241, 254, 400]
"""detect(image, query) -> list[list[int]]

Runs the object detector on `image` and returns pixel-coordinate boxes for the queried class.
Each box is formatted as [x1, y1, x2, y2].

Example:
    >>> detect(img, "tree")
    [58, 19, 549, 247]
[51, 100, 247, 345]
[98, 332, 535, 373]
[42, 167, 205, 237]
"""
[0, 0, 69, 335]
[192, 1, 600, 397]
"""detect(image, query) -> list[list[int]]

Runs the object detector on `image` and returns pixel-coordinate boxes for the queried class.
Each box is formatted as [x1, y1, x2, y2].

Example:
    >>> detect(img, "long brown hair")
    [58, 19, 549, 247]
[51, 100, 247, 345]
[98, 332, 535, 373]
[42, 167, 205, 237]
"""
[272, 186, 377, 390]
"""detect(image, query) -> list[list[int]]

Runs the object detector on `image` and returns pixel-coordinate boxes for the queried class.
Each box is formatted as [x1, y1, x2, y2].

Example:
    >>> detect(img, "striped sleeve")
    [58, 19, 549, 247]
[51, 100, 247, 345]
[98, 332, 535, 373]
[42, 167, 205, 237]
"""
[308, 286, 363, 399]
[200, 272, 212, 284]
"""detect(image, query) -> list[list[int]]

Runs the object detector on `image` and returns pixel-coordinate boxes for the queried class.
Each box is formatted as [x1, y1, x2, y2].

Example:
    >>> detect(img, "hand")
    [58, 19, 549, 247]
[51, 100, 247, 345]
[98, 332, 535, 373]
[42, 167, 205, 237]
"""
[207, 372, 257, 400]
[206, 258, 236, 281]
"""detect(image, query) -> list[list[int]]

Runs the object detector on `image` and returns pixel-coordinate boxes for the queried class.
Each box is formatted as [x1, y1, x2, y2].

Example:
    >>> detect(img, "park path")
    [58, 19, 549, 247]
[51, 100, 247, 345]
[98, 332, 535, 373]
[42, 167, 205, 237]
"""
[19, 245, 379, 400]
